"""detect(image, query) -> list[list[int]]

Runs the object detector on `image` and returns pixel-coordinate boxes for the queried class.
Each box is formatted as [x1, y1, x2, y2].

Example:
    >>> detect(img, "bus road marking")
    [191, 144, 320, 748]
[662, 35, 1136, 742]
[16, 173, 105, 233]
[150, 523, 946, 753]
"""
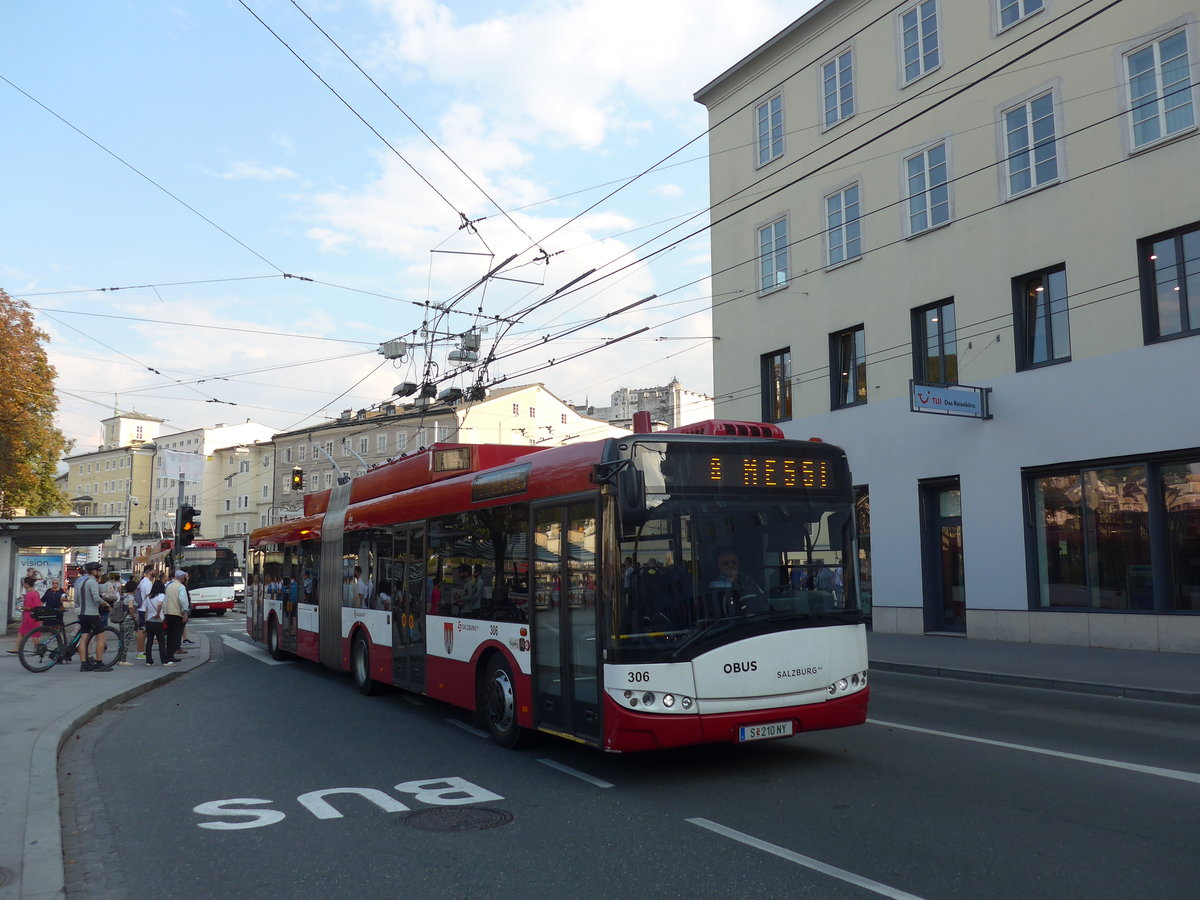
[220, 635, 294, 666]
[446, 719, 489, 739]
[536, 759, 613, 788]
[869, 719, 1200, 785]
[687, 818, 926, 900]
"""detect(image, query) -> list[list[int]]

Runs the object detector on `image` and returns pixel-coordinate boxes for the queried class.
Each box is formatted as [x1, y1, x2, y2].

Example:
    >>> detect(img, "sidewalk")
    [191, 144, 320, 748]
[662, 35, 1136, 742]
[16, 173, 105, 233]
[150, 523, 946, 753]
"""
[868, 631, 1200, 705]
[0, 627, 210, 900]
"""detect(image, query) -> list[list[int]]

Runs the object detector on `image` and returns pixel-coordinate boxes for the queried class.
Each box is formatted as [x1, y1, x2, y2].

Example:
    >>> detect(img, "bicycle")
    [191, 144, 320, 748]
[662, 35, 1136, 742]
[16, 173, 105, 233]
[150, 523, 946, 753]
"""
[17, 608, 124, 673]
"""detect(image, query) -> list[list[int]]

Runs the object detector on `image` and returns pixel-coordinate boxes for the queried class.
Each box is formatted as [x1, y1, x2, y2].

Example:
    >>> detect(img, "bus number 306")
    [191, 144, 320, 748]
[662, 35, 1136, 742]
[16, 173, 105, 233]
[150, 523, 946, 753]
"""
[627, 671, 650, 684]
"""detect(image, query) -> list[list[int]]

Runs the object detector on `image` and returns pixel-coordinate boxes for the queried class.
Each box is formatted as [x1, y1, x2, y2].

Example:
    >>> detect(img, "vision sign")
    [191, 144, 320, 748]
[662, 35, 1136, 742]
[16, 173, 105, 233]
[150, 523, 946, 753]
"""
[909, 381, 992, 420]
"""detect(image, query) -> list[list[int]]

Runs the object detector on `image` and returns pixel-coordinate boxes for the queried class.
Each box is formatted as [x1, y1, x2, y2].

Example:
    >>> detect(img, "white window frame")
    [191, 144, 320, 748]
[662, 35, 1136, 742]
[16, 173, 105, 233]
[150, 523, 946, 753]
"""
[377, 434, 387, 453]
[396, 432, 408, 453]
[904, 140, 951, 236]
[359, 436, 369, 454]
[1003, 90, 1059, 197]
[755, 93, 784, 167]
[825, 182, 863, 268]
[997, 0, 1044, 33]
[821, 49, 855, 129]
[899, 0, 941, 86]
[757, 216, 790, 294]
[1125, 29, 1196, 151]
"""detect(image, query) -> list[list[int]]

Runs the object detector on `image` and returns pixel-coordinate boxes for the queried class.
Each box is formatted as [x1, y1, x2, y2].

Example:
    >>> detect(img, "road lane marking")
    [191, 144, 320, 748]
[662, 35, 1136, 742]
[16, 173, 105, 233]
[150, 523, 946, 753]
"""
[220, 635, 293, 665]
[869, 719, 1200, 785]
[687, 818, 926, 900]
[446, 719, 489, 738]
[537, 759, 614, 788]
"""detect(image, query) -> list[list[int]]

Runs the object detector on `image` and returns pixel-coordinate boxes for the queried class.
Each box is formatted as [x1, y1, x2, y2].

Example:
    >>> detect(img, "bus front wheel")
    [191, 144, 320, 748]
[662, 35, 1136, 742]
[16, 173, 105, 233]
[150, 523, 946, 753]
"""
[481, 655, 528, 749]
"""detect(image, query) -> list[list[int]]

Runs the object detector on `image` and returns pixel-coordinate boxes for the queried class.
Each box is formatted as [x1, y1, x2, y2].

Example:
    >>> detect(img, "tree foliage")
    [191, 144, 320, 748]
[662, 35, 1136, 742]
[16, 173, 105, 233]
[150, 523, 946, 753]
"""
[0, 289, 72, 515]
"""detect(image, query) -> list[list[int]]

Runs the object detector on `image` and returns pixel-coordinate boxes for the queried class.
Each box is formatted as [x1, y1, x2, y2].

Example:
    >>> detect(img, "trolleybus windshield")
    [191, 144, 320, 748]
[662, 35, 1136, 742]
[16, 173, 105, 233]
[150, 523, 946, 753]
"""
[612, 440, 858, 664]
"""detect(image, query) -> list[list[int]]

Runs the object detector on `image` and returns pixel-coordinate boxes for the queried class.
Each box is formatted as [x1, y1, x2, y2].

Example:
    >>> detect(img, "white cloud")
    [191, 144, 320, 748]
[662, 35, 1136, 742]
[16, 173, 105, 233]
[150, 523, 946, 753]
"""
[217, 161, 299, 181]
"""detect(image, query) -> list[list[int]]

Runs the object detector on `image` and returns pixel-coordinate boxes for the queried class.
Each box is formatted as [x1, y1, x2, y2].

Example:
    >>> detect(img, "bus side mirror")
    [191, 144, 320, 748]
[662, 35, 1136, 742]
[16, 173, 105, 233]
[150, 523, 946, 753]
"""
[617, 467, 648, 529]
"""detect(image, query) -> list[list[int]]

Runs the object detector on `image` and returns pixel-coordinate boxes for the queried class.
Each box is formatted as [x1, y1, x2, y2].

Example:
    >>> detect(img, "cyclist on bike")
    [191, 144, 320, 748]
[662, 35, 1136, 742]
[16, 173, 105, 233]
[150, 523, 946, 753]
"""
[75, 562, 112, 672]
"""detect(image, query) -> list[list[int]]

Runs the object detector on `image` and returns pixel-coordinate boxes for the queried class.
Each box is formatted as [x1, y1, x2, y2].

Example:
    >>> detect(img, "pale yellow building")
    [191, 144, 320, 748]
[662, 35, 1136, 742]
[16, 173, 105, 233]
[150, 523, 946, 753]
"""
[696, 0, 1199, 651]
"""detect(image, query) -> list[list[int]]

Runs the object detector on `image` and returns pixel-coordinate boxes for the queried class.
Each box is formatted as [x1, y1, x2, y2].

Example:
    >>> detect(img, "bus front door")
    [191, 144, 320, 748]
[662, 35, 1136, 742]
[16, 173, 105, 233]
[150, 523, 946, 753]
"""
[532, 501, 600, 744]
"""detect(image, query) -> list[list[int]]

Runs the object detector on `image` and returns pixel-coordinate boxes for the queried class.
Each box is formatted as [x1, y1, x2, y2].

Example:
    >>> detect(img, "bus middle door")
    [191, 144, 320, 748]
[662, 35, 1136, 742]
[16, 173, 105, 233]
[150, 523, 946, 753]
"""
[532, 501, 600, 743]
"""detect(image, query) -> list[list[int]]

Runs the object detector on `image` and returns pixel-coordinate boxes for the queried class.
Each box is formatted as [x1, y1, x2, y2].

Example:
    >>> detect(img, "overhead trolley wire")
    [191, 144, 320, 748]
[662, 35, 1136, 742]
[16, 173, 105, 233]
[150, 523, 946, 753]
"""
[0, 74, 287, 275]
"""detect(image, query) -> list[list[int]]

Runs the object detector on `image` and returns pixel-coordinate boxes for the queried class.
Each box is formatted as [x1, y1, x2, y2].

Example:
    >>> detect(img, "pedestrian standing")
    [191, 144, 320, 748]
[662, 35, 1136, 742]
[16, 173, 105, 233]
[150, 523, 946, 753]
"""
[74, 561, 112, 672]
[140, 579, 170, 666]
[8, 576, 43, 653]
[113, 575, 139, 666]
[163, 570, 190, 662]
[134, 565, 154, 659]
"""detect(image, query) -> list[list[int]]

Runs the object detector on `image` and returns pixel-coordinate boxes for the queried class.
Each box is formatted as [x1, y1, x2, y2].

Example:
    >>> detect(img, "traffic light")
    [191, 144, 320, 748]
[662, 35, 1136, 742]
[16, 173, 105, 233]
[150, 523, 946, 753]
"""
[179, 505, 199, 547]
[291, 467, 305, 491]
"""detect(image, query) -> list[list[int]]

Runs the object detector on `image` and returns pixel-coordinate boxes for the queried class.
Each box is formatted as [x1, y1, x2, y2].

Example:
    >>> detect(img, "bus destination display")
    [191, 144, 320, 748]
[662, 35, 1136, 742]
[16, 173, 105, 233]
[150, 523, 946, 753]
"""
[708, 454, 831, 489]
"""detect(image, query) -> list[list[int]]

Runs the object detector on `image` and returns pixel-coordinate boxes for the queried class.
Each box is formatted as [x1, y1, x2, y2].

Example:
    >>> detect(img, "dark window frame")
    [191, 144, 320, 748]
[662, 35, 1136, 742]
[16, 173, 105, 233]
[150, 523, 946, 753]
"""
[1012, 263, 1071, 370]
[911, 298, 958, 385]
[1022, 449, 1200, 615]
[760, 347, 792, 423]
[1138, 220, 1200, 344]
[830, 325, 867, 410]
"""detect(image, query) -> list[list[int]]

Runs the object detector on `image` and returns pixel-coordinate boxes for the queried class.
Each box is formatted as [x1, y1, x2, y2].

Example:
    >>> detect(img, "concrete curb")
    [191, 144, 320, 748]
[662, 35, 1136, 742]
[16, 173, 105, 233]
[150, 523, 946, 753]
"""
[869, 660, 1200, 706]
[20, 638, 212, 900]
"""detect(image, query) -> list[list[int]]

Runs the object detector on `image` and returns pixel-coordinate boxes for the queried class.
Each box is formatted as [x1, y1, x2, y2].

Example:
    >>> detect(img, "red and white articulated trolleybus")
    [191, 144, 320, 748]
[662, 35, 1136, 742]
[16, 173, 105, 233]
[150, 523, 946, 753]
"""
[245, 420, 868, 751]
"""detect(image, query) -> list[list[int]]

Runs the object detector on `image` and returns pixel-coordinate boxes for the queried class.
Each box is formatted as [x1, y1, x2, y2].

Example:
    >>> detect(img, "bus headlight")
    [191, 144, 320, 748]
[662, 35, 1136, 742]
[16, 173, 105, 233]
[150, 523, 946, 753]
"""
[662, 693, 675, 708]
[642, 692, 655, 706]
[680, 696, 693, 710]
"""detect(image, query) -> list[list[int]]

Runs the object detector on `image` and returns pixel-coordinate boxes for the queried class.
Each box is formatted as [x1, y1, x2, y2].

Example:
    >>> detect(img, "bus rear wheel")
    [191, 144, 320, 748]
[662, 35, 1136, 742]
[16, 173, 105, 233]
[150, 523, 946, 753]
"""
[352, 633, 378, 696]
[267, 618, 284, 660]
[481, 655, 528, 748]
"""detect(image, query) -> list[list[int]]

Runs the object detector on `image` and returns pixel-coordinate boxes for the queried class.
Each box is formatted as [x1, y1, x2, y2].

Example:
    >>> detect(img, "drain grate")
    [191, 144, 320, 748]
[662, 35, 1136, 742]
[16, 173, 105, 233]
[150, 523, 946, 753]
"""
[404, 807, 513, 832]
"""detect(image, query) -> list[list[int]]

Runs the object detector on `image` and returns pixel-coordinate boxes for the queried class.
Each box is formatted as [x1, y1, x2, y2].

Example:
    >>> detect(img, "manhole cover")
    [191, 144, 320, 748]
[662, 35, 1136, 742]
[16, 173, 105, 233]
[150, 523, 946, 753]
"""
[404, 807, 513, 832]
[0, 866, 16, 887]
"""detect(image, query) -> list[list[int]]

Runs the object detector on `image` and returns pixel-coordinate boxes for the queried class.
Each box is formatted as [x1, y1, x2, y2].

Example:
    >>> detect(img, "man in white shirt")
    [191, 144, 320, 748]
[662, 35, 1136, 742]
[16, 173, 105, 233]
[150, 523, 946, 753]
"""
[134, 565, 154, 660]
[163, 570, 190, 663]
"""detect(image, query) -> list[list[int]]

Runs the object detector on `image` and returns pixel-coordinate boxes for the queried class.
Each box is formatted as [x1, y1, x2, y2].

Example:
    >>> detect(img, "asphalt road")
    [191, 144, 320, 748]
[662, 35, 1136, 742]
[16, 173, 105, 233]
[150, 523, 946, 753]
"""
[62, 617, 1200, 899]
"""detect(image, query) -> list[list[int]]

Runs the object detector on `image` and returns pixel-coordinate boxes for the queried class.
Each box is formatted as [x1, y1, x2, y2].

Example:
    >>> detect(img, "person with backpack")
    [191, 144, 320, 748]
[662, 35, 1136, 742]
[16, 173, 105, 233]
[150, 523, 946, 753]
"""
[111, 575, 139, 666]
[75, 562, 112, 672]
[140, 578, 171, 666]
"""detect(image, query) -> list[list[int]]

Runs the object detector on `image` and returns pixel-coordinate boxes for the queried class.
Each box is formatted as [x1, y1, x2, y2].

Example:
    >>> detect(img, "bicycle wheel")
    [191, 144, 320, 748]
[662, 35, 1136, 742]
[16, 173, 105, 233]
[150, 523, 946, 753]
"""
[19, 626, 64, 673]
[98, 626, 123, 667]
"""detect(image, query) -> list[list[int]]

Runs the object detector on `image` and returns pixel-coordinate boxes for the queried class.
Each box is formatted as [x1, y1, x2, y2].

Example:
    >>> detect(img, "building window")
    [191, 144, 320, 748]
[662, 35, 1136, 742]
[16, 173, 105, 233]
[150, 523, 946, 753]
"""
[912, 299, 957, 384]
[1139, 222, 1200, 341]
[397, 432, 408, 453]
[262, 484, 270, 499]
[905, 142, 950, 234]
[512, 403, 520, 416]
[755, 93, 784, 166]
[826, 183, 862, 267]
[324, 473, 333, 488]
[900, 0, 940, 84]
[1028, 454, 1200, 612]
[1126, 30, 1194, 150]
[998, 0, 1042, 30]
[561, 414, 568, 424]
[297, 445, 306, 462]
[224, 499, 232, 512]
[1004, 91, 1058, 196]
[359, 437, 369, 454]
[377, 434, 387, 453]
[528, 407, 536, 419]
[1013, 264, 1071, 369]
[758, 217, 789, 293]
[831, 326, 867, 409]
[822, 50, 854, 128]
[761, 348, 792, 422]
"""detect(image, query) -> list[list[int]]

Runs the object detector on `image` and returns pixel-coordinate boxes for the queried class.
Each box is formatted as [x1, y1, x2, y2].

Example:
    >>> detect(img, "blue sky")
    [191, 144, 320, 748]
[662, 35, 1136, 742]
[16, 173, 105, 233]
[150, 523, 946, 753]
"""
[2, 1, 814, 451]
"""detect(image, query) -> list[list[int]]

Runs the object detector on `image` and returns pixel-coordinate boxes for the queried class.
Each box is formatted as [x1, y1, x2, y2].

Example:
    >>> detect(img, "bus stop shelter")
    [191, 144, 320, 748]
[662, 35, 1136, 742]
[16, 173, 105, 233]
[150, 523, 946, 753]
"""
[1, 516, 123, 625]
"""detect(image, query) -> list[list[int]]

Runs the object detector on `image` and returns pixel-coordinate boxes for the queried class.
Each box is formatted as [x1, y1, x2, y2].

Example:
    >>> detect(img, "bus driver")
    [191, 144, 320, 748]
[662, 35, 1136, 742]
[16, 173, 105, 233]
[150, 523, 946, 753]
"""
[708, 551, 767, 615]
